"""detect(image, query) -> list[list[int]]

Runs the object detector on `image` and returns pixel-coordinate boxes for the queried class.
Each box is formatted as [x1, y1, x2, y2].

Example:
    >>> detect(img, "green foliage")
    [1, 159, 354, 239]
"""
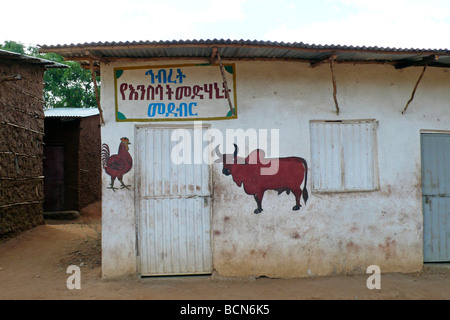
[1, 40, 27, 54]
[0, 40, 100, 109]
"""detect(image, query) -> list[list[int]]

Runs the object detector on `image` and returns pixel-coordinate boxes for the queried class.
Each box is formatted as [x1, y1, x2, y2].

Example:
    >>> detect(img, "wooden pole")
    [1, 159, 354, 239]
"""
[216, 50, 235, 116]
[0, 74, 22, 83]
[2, 121, 44, 135]
[310, 52, 337, 68]
[395, 54, 438, 69]
[402, 65, 427, 114]
[89, 59, 105, 125]
[209, 47, 218, 64]
[0, 201, 43, 209]
[329, 57, 340, 115]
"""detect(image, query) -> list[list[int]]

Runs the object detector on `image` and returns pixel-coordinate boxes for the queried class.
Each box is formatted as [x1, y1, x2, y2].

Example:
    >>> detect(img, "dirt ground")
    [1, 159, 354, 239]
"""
[0, 201, 449, 301]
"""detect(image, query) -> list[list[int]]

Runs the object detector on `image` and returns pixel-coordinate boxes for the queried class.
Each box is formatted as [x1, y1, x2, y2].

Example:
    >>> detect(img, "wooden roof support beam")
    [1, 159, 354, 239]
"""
[401, 64, 428, 114]
[329, 56, 340, 115]
[89, 59, 105, 125]
[85, 51, 102, 60]
[309, 52, 340, 115]
[209, 47, 218, 64]
[215, 49, 235, 116]
[395, 54, 438, 69]
[310, 52, 338, 68]
[400, 55, 437, 114]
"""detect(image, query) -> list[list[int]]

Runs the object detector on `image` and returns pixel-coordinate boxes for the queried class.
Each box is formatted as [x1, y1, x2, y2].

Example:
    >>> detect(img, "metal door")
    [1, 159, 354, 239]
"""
[421, 133, 450, 262]
[136, 125, 212, 275]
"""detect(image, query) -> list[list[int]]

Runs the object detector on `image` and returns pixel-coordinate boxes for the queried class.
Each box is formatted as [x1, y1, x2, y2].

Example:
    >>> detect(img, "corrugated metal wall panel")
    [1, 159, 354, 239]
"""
[310, 122, 342, 191]
[342, 122, 375, 190]
[137, 126, 212, 275]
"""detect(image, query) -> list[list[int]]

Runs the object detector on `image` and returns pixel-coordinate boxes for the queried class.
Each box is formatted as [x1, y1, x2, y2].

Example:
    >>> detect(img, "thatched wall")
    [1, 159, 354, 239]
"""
[0, 59, 45, 240]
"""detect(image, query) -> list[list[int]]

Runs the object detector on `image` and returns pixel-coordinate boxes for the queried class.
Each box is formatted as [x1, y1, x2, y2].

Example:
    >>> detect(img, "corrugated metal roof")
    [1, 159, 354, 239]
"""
[38, 38, 450, 52]
[44, 107, 99, 118]
[38, 39, 450, 69]
[0, 49, 68, 68]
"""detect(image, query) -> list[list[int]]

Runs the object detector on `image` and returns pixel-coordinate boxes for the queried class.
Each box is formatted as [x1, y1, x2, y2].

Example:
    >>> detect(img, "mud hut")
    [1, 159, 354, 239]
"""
[43, 107, 101, 213]
[0, 49, 66, 240]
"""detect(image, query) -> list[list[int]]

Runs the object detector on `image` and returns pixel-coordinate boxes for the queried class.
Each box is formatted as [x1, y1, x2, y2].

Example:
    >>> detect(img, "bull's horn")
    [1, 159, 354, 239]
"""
[233, 143, 238, 159]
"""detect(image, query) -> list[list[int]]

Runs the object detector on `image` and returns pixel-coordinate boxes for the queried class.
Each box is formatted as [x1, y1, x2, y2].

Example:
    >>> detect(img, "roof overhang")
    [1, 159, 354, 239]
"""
[44, 107, 100, 118]
[38, 39, 450, 72]
[0, 49, 68, 69]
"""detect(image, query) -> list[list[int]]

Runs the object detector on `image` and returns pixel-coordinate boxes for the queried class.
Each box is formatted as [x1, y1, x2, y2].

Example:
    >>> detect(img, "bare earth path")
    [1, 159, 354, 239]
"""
[0, 202, 449, 301]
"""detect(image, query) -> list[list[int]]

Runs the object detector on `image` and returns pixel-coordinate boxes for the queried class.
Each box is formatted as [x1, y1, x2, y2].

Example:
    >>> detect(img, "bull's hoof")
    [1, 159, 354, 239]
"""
[292, 205, 301, 211]
[254, 208, 263, 214]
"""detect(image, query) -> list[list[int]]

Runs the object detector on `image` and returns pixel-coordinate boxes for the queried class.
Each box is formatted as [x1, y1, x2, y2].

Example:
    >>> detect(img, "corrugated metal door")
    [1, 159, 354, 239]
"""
[136, 126, 212, 275]
[421, 133, 450, 262]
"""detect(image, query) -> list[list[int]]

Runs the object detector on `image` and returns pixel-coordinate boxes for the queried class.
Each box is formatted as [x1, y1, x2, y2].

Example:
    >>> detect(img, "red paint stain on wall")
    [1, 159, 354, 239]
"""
[378, 238, 397, 260]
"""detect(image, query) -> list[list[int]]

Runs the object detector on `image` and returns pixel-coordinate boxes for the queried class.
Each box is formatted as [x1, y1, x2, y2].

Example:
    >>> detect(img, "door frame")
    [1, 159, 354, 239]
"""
[134, 123, 213, 276]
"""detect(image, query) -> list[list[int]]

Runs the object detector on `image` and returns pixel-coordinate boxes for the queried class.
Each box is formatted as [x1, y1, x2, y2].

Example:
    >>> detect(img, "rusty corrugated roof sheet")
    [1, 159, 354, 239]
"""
[0, 49, 68, 69]
[38, 39, 450, 69]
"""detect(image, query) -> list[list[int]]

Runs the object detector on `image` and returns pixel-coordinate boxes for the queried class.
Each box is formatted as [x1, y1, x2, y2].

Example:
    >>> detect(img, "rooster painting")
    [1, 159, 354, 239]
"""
[101, 137, 133, 191]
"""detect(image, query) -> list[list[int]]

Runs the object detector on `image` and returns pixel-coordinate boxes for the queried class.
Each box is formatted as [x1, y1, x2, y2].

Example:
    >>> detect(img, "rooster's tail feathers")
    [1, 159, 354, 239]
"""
[101, 143, 110, 168]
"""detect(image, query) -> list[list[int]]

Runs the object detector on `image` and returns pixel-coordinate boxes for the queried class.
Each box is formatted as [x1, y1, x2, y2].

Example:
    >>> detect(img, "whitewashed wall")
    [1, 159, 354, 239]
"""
[100, 59, 450, 278]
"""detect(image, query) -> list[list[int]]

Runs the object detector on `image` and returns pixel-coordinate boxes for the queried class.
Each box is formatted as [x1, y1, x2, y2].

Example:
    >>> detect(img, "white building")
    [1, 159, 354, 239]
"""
[41, 40, 450, 279]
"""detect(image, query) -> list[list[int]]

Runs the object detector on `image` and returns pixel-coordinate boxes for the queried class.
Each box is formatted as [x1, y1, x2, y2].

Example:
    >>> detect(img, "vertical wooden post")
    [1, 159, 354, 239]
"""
[89, 59, 104, 125]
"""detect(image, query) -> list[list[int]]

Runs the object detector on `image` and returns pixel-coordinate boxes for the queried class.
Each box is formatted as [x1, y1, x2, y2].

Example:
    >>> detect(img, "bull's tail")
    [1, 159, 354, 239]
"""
[101, 143, 110, 169]
[301, 158, 309, 205]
